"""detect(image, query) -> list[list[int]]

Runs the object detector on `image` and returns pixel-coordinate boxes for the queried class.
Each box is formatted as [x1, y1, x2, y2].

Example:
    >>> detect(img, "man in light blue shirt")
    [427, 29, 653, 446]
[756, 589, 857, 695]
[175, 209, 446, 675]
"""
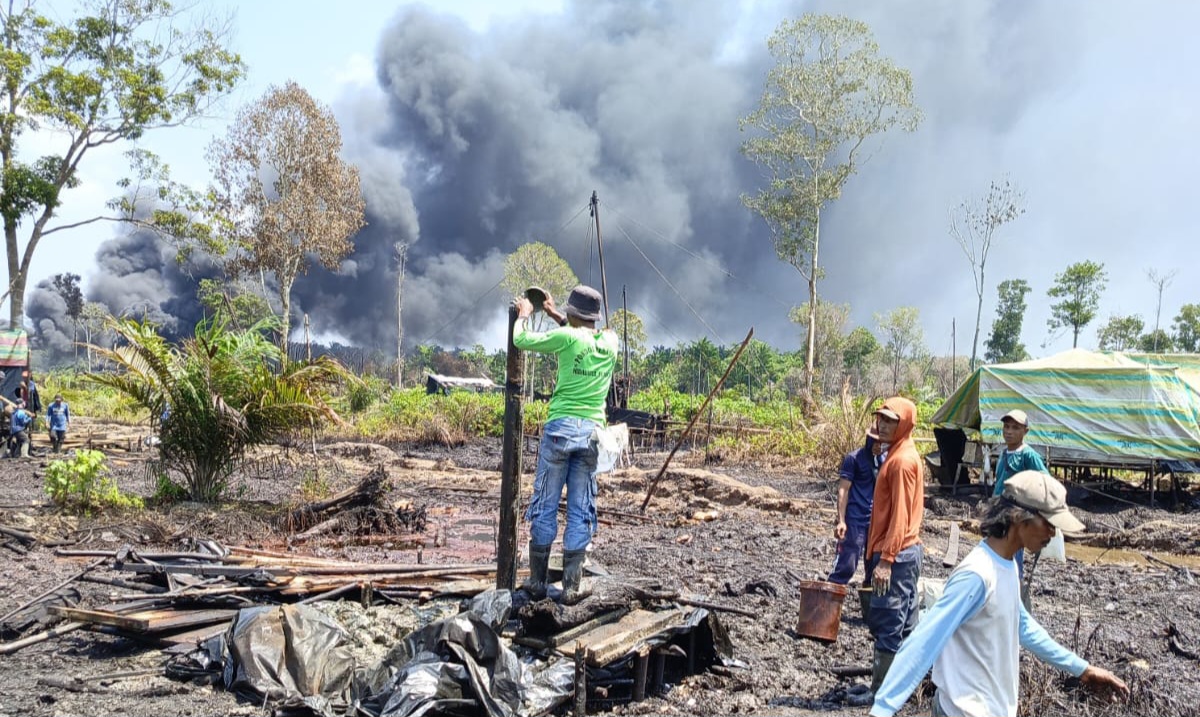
[871, 471, 1128, 717]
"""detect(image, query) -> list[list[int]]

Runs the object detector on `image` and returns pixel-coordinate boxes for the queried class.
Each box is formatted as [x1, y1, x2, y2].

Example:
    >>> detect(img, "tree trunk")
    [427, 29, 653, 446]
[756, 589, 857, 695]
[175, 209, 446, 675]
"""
[1072, 325, 1080, 348]
[970, 267, 985, 372]
[805, 217, 820, 394]
[5, 218, 22, 327]
[73, 320, 79, 368]
[278, 275, 294, 359]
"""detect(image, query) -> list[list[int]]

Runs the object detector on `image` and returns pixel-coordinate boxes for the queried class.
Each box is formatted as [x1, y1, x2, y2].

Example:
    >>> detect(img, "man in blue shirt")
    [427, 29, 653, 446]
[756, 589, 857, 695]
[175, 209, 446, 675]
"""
[6, 402, 33, 458]
[47, 393, 70, 453]
[870, 471, 1128, 717]
[828, 425, 885, 584]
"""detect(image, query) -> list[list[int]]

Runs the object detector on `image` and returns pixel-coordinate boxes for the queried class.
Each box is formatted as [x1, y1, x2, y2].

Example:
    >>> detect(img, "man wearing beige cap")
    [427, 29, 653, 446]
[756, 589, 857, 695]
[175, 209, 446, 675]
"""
[992, 409, 1048, 497]
[870, 470, 1128, 717]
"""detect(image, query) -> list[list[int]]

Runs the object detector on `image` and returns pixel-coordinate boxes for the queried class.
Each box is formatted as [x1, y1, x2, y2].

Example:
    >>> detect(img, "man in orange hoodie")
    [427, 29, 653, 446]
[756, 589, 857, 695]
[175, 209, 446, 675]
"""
[862, 397, 924, 699]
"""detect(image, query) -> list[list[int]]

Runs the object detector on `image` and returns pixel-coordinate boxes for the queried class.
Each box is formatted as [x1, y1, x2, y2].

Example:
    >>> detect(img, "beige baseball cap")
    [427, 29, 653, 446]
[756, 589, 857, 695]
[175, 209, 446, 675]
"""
[1002, 470, 1086, 535]
[1001, 409, 1029, 426]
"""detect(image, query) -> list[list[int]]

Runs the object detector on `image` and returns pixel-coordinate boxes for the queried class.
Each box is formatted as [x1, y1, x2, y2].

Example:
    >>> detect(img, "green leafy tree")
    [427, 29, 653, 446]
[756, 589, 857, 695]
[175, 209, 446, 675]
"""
[740, 14, 920, 391]
[1096, 314, 1144, 351]
[1047, 260, 1108, 348]
[789, 301, 850, 388]
[949, 179, 1025, 370]
[984, 279, 1032, 364]
[1, 0, 244, 327]
[610, 308, 647, 359]
[88, 316, 348, 500]
[842, 326, 880, 386]
[1172, 304, 1200, 353]
[197, 278, 272, 329]
[875, 306, 925, 393]
[1138, 329, 1173, 353]
[210, 81, 365, 351]
[502, 242, 578, 316]
[679, 338, 722, 394]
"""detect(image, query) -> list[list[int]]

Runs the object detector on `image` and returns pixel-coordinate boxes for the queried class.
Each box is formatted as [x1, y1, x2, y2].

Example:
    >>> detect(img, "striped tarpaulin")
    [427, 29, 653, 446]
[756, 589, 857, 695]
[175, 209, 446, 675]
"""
[932, 349, 1200, 461]
[0, 329, 28, 367]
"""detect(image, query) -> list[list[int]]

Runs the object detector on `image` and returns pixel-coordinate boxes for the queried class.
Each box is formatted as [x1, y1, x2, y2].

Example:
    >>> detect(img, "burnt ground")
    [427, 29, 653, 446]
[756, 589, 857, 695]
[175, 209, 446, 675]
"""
[1, 433, 1199, 717]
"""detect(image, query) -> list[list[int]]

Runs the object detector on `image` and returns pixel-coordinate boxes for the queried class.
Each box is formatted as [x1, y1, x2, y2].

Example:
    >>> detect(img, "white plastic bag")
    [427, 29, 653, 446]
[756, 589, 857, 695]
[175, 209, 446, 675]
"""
[1040, 531, 1066, 562]
[594, 423, 629, 474]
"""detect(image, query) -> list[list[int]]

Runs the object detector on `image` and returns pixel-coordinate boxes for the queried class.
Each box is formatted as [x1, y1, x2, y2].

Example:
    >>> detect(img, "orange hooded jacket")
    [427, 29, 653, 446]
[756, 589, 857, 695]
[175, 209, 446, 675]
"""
[866, 397, 924, 563]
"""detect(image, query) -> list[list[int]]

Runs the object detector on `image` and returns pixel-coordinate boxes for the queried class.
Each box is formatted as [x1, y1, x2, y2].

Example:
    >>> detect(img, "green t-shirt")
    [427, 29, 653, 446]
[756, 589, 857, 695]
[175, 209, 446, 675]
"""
[513, 321, 618, 423]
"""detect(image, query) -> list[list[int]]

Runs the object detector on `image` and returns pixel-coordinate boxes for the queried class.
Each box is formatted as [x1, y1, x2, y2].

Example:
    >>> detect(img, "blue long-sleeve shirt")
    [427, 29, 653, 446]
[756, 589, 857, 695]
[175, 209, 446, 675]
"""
[48, 401, 70, 431]
[10, 408, 32, 435]
[871, 542, 1087, 717]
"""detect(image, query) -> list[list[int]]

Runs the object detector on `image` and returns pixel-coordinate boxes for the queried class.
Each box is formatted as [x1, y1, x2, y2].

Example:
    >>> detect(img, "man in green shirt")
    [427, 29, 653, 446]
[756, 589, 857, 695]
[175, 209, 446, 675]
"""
[513, 285, 618, 604]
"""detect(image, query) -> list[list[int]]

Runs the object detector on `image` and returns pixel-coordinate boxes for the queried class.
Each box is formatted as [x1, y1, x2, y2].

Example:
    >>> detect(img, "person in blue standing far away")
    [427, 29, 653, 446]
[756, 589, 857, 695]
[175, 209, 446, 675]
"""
[828, 420, 887, 585]
[992, 409, 1049, 580]
[512, 285, 618, 605]
[870, 470, 1128, 717]
[47, 393, 70, 453]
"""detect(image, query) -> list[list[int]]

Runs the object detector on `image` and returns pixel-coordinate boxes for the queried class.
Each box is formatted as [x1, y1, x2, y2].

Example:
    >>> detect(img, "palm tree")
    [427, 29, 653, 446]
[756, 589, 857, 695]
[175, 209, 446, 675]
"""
[89, 316, 349, 501]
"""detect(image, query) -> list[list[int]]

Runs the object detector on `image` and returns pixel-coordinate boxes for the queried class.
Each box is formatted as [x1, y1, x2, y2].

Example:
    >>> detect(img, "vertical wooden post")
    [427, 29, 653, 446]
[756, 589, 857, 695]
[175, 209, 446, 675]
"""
[497, 305, 524, 591]
[633, 648, 649, 701]
[573, 644, 588, 716]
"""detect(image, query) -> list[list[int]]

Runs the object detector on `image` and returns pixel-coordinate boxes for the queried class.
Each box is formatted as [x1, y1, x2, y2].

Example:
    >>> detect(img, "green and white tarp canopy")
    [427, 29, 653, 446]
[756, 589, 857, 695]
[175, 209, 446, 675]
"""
[931, 349, 1200, 461]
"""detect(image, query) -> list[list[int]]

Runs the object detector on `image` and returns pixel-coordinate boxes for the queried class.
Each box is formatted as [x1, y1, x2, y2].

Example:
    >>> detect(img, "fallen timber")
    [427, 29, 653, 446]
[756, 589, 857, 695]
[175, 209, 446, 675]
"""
[1, 542, 730, 713]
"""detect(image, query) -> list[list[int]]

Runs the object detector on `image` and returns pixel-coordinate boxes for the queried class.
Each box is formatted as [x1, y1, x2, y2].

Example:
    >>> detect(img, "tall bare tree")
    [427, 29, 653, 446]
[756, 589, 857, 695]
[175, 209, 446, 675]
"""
[209, 81, 365, 351]
[740, 14, 921, 392]
[1146, 267, 1177, 352]
[949, 179, 1025, 372]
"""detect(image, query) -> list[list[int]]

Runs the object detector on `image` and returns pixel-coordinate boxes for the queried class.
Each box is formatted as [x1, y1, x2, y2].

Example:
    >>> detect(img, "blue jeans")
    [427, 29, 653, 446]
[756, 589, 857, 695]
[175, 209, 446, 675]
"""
[865, 544, 923, 653]
[526, 417, 599, 551]
[828, 521, 869, 585]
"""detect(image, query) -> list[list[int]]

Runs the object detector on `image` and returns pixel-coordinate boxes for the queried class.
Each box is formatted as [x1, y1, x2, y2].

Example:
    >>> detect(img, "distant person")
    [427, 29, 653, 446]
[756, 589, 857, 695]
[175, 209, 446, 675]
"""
[828, 421, 886, 585]
[861, 397, 924, 701]
[7, 402, 33, 458]
[870, 471, 1128, 717]
[47, 393, 70, 453]
[512, 285, 618, 604]
[992, 410, 1048, 496]
[991, 409, 1049, 577]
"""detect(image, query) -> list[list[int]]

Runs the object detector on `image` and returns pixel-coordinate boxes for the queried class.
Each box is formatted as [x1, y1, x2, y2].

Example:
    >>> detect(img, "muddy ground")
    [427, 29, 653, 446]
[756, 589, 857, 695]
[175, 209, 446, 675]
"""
[1, 432, 1199, 717]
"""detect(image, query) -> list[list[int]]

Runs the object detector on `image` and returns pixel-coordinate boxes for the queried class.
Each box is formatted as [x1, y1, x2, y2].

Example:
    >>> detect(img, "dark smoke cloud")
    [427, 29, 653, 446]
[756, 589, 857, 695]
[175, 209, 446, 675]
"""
[32, 0, 1200, 361]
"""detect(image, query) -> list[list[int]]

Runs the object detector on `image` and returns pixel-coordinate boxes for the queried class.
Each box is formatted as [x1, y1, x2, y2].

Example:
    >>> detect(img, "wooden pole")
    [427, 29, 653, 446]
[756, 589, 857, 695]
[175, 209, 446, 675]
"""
[641, 328, 754, 513]
[396, 243, 408, 387]
[497, 305, 524, 590]
[590, 191, 610, 324]
[573, 643, 589, 716]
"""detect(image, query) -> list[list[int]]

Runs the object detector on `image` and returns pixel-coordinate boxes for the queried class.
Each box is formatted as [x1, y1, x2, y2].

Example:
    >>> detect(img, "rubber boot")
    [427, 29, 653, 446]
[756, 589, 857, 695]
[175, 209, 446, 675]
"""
[561, 549, 592, 605]
[869, 649, 896, 694]
[521, 542, 551, 600]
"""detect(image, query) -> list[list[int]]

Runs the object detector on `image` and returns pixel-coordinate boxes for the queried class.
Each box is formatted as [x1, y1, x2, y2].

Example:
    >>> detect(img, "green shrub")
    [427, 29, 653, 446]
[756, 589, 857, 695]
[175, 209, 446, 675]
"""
[90, 317, 349, 501]
[348, 375, 388, 413]
[45, 450, 144, 512]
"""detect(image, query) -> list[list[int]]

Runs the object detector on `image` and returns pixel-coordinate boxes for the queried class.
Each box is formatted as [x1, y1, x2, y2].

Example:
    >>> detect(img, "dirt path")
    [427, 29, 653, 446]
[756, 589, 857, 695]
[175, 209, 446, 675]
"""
[0, 436, 1198, 716]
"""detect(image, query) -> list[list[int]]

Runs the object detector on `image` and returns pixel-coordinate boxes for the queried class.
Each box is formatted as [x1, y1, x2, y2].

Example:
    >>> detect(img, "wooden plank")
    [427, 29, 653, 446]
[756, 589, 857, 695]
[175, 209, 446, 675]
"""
[943, 522, 961, 567]
[141, 609, 238, 633]
[49, 606, 238, 634]
[49, 606, 150, 632]
[549, 608, 630, 648]
[556, 608, 689, 666]
[157, 620, 234, 647]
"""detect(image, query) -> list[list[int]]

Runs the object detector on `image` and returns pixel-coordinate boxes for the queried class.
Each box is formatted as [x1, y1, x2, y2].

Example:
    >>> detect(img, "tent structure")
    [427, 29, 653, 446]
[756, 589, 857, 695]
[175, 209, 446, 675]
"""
[932, 349, 1200, 463]
[0, 329, 30, 407]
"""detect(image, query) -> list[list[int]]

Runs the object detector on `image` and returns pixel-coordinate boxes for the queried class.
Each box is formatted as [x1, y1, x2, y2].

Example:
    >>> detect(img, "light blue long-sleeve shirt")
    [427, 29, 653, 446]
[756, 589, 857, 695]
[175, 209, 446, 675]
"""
[871, 542, 1087, 717]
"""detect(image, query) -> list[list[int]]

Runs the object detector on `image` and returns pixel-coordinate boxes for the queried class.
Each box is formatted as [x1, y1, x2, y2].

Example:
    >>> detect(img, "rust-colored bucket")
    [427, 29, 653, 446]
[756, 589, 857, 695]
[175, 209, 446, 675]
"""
[795, 579, 849, 642]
